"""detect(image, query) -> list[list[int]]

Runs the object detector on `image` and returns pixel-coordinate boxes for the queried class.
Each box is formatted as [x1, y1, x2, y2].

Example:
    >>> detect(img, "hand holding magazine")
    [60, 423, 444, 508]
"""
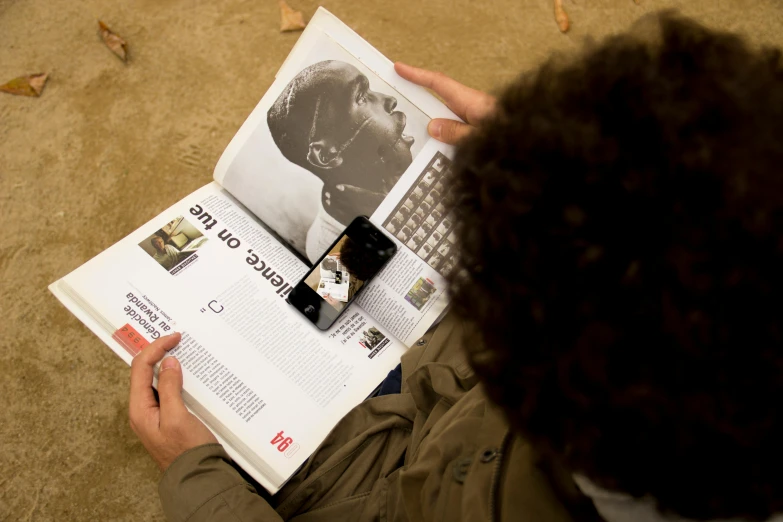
[50, 7, 461, 494]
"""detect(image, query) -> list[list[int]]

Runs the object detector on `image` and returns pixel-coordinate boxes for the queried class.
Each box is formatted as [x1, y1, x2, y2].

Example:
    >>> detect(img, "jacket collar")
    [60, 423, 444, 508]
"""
[574, 475, 783, 522]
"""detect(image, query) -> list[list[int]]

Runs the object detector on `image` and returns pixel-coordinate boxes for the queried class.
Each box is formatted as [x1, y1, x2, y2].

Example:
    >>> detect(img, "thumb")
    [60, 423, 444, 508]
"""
[157, 357, 187, 420]
[428, 119, 473, 145]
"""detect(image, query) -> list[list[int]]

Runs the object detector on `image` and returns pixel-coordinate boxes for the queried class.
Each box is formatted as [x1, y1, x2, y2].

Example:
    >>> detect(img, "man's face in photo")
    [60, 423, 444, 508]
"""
[309, 62, 414, 192]
[151, 237, 165, 253]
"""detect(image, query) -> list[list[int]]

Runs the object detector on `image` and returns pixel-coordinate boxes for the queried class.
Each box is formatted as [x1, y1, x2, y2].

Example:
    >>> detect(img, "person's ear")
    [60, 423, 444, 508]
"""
[307, 138, 344, 169]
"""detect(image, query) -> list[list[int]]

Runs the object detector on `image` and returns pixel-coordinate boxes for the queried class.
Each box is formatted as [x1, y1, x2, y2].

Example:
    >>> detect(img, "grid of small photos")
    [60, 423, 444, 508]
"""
[383, 152, 457, 277]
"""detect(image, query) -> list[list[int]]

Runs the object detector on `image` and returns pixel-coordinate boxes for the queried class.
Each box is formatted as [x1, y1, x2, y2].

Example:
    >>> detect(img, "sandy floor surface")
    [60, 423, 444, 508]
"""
[1, 0, 781, 519]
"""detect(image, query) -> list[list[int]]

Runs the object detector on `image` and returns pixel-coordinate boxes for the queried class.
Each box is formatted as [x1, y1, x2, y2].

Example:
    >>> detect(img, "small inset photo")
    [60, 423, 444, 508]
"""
[405, 277, 437, 310]
[428, 253, 444, 268]
[139, 216, 207, 274]
[390, 215, 403, 228]
[441, 258, 456, 276]
[359, 326, 386, 350]
[417, 243, 433, 257]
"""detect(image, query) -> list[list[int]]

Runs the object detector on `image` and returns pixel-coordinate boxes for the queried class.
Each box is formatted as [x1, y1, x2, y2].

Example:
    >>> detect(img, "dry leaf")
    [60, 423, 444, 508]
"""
[279, 0, 306, 32]
[99, 20, 128, 62]
[0, 73, 49, 97]
[554, 0, 570, 33]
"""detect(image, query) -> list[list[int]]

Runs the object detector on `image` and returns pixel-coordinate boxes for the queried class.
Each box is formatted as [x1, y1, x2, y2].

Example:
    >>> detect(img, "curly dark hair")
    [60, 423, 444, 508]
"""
[337, 236, 386, 282]
[448, 13, 783, 521]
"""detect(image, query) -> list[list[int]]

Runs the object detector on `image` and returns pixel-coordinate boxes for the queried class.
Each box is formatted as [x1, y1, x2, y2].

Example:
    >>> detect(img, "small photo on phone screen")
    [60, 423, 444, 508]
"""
[302, 236, 384, 313]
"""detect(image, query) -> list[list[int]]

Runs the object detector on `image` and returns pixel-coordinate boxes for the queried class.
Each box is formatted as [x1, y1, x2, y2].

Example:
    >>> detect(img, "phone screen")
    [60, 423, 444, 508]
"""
[287, 216, 397, 330]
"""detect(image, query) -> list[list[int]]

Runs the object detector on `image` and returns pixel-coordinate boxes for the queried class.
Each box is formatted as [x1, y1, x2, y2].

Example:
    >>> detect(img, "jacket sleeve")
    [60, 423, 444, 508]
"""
[159, 443, 283, 522]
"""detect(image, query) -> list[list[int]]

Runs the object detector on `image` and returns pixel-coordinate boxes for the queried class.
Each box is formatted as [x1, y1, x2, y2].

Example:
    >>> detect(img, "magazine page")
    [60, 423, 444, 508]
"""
[52, 182, 407, 493]
[214, 8, 457, 345]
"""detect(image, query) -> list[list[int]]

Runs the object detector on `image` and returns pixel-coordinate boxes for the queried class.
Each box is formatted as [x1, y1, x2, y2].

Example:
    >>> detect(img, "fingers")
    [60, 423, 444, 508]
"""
[394, 62, 495, 125]
[129, 332, 181, 415]
[428, 119, 474, 145]
[395, 62, 471, 118]
[157, 357, 189, 425]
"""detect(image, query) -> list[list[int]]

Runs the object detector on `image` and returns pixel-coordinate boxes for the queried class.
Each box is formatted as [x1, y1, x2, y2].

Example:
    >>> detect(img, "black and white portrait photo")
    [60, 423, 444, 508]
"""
[219, 32, 429, 263]
[267, 58, 428, 261]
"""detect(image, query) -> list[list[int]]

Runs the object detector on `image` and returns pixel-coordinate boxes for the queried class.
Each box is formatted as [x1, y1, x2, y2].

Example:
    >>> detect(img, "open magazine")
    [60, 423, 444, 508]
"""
[49, 7, 460, 494]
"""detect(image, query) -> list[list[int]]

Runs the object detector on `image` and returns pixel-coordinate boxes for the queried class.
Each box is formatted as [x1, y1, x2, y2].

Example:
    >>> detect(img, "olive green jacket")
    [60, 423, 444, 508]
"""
[159, 314, 597, 522]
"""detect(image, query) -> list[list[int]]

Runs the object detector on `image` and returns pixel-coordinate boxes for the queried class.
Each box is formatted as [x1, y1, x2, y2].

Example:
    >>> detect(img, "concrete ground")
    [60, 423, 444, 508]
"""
[1, 0, 781, 519]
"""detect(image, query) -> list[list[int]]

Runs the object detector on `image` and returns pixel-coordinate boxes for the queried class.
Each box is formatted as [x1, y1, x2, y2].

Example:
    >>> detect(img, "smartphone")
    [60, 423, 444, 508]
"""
[287, 216, 397, 330]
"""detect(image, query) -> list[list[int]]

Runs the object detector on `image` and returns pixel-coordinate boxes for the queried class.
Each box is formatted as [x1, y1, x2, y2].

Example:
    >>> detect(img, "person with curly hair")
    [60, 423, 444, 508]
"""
[444, 14, 783, 521]
[131, 12, 783, 522]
